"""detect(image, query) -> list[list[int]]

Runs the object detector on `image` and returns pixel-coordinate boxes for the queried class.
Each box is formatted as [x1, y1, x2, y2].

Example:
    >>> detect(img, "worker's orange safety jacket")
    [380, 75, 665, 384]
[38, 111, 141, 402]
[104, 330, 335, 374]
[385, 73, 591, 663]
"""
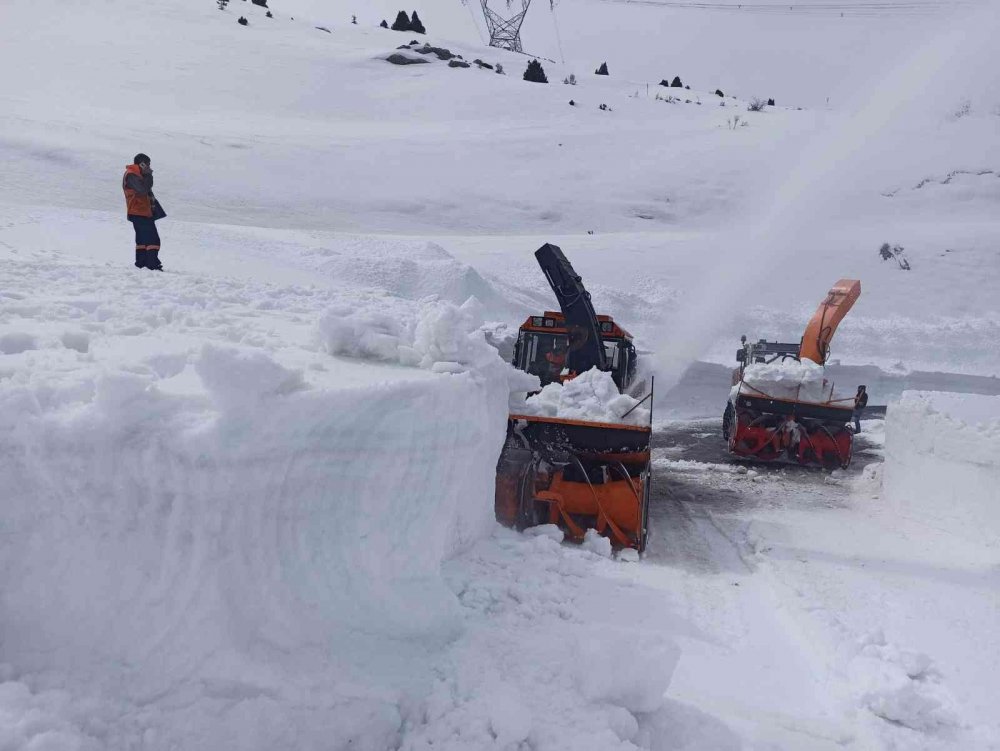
[122, 164, 153, 218]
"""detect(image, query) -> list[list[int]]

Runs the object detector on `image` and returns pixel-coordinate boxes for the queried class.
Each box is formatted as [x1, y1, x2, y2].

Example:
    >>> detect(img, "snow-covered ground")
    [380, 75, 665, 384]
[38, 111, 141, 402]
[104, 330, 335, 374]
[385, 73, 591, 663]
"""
[1, 0, 998, 748]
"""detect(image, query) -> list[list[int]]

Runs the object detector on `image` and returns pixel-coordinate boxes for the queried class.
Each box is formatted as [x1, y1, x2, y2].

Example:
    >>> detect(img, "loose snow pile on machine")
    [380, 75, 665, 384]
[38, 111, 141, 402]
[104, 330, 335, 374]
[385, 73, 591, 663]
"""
[723, 279, 861, 469]
[495, 244, 653, 552]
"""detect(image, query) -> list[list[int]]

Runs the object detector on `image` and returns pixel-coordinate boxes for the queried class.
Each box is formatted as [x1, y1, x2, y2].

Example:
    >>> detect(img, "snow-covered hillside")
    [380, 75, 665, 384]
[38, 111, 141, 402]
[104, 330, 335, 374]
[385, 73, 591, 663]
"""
[1, 0, 998, 748]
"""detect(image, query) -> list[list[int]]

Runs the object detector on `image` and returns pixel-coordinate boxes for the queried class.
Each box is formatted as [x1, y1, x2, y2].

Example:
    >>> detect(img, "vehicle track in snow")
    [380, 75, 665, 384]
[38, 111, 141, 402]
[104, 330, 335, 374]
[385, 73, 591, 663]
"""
[641, 417, 990, 749]
[636, 419, 892, 748]
[645, 416, 882, 570]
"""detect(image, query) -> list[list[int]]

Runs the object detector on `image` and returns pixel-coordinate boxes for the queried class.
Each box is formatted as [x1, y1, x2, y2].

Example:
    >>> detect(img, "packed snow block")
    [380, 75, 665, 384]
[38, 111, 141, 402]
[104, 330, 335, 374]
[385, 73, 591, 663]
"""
[740, 358, 850, 405]
[515, 368, 649, 425]
[884, 391, 1000, 548]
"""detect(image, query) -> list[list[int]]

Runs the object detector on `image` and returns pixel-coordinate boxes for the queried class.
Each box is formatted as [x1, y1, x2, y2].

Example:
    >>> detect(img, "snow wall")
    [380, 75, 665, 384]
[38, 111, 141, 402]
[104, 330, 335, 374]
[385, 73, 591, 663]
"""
[0, 302, 531, 750]
[883, 391, 1000, 550]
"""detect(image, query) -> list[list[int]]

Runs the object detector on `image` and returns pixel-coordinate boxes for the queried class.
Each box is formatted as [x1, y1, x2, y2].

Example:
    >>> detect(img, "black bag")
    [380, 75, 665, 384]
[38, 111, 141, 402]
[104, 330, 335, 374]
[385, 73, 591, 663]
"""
[151, 199, 167, 220]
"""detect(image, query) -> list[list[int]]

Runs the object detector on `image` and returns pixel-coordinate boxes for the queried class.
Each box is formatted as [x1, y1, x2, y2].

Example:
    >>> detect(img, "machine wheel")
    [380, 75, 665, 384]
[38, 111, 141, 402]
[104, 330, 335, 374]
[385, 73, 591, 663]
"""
[722, 402, 734, 440]
[822, 448, 841, 472]
[514, 456, 541, 530]
[840, 428, 854, 470]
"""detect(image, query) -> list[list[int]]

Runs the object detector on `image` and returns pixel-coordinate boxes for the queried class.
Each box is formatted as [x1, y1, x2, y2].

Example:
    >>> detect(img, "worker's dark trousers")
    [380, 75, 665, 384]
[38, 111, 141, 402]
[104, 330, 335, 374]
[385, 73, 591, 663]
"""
[853, 408, 863, 434]
[129, 216, 161, 270]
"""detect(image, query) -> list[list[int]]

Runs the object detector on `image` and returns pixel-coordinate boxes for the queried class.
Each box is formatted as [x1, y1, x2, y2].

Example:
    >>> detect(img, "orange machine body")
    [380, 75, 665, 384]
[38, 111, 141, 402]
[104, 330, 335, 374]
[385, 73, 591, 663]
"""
[495, 414, 652, 551]
[496, 244, 652, 552]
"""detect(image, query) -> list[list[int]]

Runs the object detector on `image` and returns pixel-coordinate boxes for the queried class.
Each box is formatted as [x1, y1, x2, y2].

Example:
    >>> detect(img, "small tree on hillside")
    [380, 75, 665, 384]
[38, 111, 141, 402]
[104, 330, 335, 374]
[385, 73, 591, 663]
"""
[238, 16, 248, 25]
[380, 19, 389, 27]
[715, 89, 724, 97]
[523, 59, 548, 83]
[595, 61, 609, 76]
[217, 0, 228, 9]
[671, 76, 682, 87]
[409, 10, 426, 33]
[391, 10, 411, 31]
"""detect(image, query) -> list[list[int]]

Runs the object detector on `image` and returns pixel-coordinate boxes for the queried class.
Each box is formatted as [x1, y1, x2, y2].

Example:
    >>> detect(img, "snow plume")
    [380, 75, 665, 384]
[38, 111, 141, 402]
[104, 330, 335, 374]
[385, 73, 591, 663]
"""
[516, 367, 651, 426]
[648, 2, 1000, 390]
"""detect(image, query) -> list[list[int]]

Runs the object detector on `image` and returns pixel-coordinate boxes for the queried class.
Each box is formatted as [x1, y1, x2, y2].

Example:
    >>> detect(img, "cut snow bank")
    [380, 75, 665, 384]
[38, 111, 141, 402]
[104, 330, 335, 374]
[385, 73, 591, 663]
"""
[0, 295, 526, 750]
[883, 391, 1000, 549]
[515, 368, 651, 426]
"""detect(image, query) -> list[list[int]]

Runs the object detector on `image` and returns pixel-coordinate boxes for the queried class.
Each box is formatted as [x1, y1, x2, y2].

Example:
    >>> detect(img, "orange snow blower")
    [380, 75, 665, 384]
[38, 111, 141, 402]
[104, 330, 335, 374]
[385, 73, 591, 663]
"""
[495, 244, 653, 552]
[723, 279, 861, 470]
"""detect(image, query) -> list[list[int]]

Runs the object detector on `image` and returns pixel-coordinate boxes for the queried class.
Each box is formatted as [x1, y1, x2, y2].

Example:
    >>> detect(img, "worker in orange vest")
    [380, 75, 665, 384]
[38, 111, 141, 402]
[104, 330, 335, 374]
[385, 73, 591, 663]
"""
[122, 153, 166, 270]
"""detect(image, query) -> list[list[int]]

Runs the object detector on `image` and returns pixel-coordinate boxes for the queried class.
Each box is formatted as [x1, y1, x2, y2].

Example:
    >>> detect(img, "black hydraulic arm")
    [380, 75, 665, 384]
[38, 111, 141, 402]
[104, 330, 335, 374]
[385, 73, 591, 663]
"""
[534, 243, 607, 374]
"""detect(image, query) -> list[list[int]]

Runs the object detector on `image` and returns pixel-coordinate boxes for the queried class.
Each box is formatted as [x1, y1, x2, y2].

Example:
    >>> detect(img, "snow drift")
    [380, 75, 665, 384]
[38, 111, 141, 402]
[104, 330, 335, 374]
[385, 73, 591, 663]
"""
[883, 390, 1000, 549]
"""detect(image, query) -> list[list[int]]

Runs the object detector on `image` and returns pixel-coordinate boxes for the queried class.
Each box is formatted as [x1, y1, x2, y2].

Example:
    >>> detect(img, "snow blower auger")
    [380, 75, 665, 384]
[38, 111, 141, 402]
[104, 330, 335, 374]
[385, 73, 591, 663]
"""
[723, 279, 861, 470]
[495, 244, 653, 552]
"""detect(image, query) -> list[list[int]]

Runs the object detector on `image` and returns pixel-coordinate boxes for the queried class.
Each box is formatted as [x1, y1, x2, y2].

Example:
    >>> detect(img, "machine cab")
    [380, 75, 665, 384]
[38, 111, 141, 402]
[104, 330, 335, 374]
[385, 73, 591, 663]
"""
[511, 311, 637, 391]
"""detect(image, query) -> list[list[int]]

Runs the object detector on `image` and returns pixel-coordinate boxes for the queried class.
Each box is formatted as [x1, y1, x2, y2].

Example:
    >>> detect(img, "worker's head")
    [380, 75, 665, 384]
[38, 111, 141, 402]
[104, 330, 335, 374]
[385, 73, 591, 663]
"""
[857, 385, 866, 393]
[133, 153, 151, 168]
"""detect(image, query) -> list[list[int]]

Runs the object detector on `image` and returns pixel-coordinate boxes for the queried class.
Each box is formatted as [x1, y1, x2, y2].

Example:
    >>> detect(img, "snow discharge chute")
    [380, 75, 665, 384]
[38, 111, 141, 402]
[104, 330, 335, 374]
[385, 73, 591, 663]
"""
[533, 243, 607, 377]
[799, 279, 861, 365]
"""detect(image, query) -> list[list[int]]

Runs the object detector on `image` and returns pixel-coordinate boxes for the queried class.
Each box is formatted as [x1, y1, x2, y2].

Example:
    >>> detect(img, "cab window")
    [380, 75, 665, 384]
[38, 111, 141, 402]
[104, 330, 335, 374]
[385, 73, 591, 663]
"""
[519, 332, 569, 384]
